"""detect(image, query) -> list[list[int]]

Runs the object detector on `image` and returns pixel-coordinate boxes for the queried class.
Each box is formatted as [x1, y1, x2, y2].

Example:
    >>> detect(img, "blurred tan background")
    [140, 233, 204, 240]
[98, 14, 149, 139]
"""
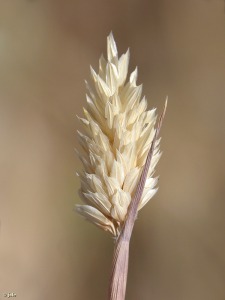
[0, 0, 225, 299]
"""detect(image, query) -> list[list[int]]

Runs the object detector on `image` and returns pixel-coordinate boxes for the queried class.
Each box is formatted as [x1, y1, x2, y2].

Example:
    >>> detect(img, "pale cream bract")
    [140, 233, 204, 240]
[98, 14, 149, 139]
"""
[76, 33, 161, 237]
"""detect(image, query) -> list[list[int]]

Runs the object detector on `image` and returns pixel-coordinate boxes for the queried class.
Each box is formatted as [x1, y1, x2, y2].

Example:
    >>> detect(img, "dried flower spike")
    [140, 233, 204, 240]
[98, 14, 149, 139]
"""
[76, 33, 162, 237]
[75, 33, 167, 300]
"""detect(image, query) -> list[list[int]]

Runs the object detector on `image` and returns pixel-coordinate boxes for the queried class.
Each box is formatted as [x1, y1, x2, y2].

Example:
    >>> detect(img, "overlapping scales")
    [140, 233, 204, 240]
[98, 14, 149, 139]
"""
[76, 33, 161, 236]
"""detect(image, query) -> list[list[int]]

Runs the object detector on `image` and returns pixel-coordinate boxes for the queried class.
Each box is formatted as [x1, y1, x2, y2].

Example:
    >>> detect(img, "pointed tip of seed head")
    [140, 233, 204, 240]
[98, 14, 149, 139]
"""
[107, 32, 118, 61]
[109, 30, 114, 38]
[108, 31, 115, 43]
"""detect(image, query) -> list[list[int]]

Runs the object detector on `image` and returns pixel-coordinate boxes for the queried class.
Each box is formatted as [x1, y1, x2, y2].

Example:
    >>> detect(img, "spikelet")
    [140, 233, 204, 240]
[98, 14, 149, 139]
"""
[76, 33, 161, 237]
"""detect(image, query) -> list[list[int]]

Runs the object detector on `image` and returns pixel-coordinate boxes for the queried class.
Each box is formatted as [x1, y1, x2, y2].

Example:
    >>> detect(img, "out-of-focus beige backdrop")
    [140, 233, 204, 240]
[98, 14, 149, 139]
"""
[0, 1, 225, 299]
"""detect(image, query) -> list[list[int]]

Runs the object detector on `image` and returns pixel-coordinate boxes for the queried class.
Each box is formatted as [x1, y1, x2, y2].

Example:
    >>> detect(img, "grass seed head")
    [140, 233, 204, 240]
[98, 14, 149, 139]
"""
[76, 33, 161, 237]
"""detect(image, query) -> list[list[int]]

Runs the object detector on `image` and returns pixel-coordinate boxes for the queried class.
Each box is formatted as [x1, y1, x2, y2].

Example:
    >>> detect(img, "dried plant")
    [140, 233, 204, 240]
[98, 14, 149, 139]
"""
[75, 33, 167, 300]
